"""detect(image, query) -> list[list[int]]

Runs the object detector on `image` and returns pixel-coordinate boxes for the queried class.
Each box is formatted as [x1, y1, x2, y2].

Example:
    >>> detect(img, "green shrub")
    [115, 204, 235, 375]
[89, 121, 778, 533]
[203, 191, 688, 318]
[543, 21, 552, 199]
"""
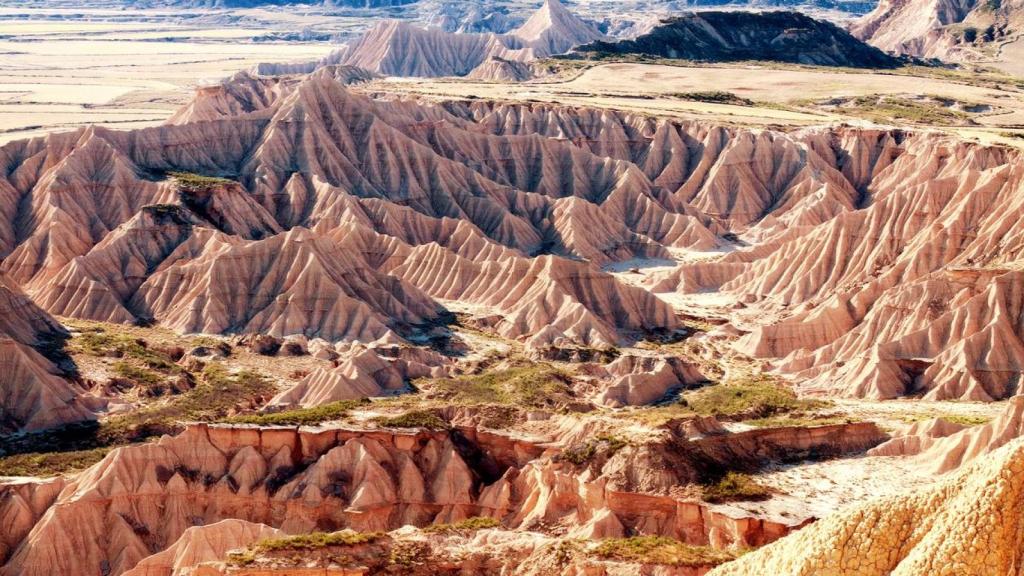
[680, 374, 828, 419]
[96, 363, 275, 445]
[701, 472, 772, 503]
[167, 171, 234, 191]
[113, 362, 164, 386]
[254, 531, 383, 552]
[222, 399, 369, 426]
[0, 447, 112, 477]
[423, 516, 500, 534]
[374, 410, 448, 430]
[593, 536, 738, 567]
[559, 434, 627, 465]
[667, 91, 753, 105]
[421, 360, 576, 409]
[70, 328, 181, 374]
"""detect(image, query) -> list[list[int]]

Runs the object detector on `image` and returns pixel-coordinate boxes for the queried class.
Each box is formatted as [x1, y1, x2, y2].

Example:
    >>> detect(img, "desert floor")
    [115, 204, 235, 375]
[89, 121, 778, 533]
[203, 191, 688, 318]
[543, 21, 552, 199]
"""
[0, 10, 333, 143]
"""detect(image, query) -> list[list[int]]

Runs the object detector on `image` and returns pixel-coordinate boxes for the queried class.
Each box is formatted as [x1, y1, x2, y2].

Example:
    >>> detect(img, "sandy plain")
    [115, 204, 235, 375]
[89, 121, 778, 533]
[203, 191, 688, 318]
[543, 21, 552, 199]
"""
[0, 11, 333, 143]
[375, 62, 1024, 146]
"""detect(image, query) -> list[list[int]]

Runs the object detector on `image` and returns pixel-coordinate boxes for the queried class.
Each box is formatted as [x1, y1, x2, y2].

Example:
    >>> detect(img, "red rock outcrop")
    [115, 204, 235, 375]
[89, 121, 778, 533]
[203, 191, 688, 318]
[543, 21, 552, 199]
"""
[0, 419, 883, 576]
[270, 0, 603, 80]
[586, 355, 708, 407]
[270, 345, 447, 406]
[4, 68, 1024, 397]
[1, 73, 698, 348]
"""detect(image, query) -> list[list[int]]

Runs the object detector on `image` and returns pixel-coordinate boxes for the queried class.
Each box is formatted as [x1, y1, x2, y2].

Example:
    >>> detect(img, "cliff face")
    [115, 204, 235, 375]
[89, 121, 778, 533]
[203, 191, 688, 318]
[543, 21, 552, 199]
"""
[573, 11, 900, 68]
[0, 420, 883, 576]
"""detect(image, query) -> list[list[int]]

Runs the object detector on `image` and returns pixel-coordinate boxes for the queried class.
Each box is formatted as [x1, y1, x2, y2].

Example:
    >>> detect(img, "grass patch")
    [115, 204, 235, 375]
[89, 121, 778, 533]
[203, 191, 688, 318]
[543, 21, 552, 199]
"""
[253, 531, 383, 552]
[419, 359, 576, 409]
[679, 374, 828, 420]
[97, 363, 275, 445]
[897, 413, 993, 427]
[222, 399, 368, 426]
[826, 94, 975, 126]
[374, 410, 448, 430]
[70, 327, 181, 373]
[558, 434, 628, 465]
[167, 171, 234, 191]
[667, 91, 753, 106]
[701, 472, 772, 504]
[422, 516, 500, 534]
[626, 371, 828, 427]
[112, 362, 164, 385]
[593, 536, 738, 567]
[744, 414, 857, 428]
[0, 447, 112, 477]
[943, 414, 993, 426]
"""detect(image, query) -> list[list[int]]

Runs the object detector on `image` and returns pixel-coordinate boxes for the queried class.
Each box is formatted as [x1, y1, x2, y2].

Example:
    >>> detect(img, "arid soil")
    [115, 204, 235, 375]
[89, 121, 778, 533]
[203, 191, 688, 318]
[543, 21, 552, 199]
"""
[2, 3, 1024, 576]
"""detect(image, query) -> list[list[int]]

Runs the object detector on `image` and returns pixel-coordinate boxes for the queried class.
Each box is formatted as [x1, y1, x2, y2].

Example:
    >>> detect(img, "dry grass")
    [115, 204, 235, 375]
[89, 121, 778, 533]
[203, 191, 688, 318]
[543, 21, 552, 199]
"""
[422, 517, 500, 534]
[223, 399, 369, 427]
[592, 536, 738, 567]
[0, 447, 112, 477]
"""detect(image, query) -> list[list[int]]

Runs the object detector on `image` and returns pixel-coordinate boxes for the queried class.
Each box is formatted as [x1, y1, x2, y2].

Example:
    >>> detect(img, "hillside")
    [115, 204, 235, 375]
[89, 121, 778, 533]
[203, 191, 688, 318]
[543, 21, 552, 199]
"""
[852, 0, 1024, 60]
[574, 11, 901, 67]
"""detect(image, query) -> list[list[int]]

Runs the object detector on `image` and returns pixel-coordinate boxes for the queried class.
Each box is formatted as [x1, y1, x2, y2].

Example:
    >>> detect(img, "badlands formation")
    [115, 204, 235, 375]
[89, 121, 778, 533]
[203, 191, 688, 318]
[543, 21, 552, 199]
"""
[4, 2, 1024, 576]
[853, 0, 1024, 61]
[255, 0, 607, 78]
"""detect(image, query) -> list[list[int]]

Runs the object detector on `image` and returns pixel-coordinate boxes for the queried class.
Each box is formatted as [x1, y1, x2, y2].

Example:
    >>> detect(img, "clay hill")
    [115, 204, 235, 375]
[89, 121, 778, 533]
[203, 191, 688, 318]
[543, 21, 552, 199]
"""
[1, 66, 1023, 425]
[852, 0, 1024, 60]
[573, 11, 900, 67]
[711, 437, 1024, 576]
[0, 274, 97, 434]
[256, 0, 605, 78]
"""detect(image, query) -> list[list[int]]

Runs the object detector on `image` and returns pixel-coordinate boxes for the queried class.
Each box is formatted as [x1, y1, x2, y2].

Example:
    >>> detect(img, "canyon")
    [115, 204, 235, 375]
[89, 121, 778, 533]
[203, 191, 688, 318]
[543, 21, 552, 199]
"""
[2, 1, 1024, 575]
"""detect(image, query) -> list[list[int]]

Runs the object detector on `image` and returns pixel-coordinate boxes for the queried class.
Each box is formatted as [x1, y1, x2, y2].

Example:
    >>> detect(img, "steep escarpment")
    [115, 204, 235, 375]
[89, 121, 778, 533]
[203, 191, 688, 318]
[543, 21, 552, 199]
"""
[710, 437, 1024, 576]
[573, 11, 899, 68]
[0, 420, 884, 576]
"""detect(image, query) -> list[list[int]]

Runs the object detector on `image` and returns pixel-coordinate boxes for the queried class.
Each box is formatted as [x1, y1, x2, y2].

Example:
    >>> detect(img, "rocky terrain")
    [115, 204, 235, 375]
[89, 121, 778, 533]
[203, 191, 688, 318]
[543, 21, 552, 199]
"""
[852, 0, 1024, 61]
[573, 10, 900, 67]
[3, 1, 1024, 574]
[254, 0, 605, 79]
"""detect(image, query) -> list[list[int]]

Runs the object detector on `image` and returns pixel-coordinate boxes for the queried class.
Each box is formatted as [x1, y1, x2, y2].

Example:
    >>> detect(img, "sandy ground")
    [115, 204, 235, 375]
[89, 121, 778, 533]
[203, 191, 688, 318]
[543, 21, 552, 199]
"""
[994, 36, 1024, 79]
[721, 454, 938, 524]
[0, 14, 333, 143]
[375, 62, 1024, 146]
